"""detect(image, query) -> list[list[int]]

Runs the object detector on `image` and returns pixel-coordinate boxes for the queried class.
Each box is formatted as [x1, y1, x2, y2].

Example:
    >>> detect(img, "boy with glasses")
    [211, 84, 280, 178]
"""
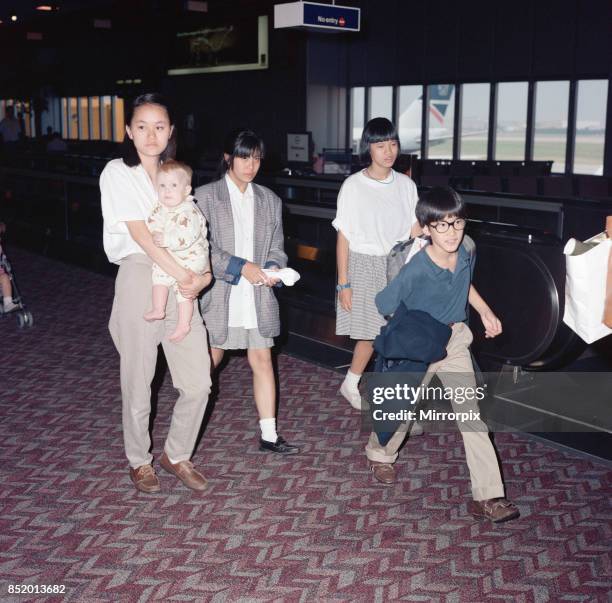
[365, 187, 519, 523]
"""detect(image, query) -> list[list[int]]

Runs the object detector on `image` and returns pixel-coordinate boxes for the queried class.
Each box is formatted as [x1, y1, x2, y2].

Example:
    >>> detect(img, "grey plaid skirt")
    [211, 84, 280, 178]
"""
[216, 326, 273, 350]
[336, 250, 387, 341]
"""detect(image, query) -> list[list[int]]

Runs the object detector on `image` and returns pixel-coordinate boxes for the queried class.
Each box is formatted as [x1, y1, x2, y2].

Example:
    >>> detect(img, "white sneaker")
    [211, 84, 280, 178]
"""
[2, 300, 18, 313]
[339, 381, 363, 410]
[410, 421, 424, 436]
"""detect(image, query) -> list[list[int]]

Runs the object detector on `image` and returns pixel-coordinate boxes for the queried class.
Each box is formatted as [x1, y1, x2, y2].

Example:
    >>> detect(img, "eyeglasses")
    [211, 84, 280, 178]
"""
[429, 218, 466, 233]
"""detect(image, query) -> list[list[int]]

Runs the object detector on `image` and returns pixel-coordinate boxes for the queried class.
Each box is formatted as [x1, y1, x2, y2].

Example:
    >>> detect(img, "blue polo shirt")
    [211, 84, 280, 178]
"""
[375, 244, 474, 324]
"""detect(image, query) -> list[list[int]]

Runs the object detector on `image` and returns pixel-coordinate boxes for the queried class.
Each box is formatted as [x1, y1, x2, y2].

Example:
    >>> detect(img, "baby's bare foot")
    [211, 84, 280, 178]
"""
[144, 309, 165, 322]
[168, 324, 190, 343]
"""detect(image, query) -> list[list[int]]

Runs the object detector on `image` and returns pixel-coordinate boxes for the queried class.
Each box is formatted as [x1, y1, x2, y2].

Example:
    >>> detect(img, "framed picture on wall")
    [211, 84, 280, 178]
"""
[168, 15, 268, 75]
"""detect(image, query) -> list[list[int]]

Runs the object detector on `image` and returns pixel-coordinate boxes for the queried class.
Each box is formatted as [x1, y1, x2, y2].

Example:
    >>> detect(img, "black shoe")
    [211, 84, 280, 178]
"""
[259, 436, 300, 455]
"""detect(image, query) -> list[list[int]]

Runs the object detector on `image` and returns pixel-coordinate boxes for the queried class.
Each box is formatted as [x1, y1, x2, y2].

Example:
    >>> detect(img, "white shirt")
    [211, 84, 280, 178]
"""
[332, 169, 418, 256]
[225, 174, 258, 329]
[100, 158, 157, 264]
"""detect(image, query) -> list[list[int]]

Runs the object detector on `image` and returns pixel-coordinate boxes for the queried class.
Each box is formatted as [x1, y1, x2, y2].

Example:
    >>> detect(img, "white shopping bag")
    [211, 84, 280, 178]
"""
[563, 234, 612, 344]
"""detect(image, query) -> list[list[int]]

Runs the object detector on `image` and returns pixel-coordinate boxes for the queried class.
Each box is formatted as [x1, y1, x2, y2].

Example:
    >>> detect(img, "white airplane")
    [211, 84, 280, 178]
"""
[398, 84, 454, 152]
[353, 85, 455, 153]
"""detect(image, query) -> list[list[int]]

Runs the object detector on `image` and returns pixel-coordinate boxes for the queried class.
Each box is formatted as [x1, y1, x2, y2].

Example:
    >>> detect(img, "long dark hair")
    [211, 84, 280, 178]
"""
[359, 117, 400, 164]
[120, 93, 177, 167]
[218, 128, 265, 176]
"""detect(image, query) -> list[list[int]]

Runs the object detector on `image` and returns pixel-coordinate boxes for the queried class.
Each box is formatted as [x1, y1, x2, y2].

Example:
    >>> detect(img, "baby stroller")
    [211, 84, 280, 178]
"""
[0, 234, 33, 329]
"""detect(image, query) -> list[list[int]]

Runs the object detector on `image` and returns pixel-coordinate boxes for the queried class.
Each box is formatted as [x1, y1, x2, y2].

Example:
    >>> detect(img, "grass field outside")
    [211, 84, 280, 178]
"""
[428, 133, 604, 174]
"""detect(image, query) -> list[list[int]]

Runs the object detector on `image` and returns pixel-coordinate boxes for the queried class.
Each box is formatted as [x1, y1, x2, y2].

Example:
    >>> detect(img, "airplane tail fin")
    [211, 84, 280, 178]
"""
[398, 84, 454, 134]
[428, 84, 454, 130]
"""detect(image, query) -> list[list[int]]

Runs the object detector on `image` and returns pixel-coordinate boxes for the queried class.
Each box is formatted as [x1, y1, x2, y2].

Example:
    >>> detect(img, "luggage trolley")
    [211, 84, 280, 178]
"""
[0, 235, 33, 329]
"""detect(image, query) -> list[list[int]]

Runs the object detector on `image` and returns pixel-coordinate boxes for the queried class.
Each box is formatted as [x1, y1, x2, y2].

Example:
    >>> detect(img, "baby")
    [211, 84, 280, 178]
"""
[144, 160, 210, 342]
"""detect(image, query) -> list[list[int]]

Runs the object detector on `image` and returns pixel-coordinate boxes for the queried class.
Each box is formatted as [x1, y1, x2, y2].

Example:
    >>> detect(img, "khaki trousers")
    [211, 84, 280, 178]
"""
[365, 323, 505, 501]
[109, 254, 212, 468]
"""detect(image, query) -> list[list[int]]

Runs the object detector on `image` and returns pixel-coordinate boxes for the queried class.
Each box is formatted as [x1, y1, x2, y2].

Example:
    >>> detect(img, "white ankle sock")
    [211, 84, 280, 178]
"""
[259, 418, 278, 443]
[344, 370, 361, 390]
[3, 296, 13, 307]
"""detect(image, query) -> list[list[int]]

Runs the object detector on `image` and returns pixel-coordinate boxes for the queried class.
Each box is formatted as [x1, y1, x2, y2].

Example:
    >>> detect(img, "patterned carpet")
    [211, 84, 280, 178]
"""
[0, 247, 611, 602]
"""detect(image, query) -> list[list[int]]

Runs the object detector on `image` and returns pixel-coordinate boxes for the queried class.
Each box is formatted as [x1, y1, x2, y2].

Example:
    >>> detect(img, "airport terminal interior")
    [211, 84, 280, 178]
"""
[0, 0, 611, 600]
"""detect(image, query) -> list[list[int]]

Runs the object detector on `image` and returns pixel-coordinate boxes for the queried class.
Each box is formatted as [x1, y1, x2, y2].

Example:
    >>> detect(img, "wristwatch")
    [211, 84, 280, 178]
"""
[336, 282, 351, 291]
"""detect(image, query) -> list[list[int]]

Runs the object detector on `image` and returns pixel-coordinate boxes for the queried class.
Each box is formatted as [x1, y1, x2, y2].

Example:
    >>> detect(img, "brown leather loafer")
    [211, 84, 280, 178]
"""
[130, 464, 160, 493]
[159, 452, 207, 491]
[469, 498, 520, 523]
[369, 461, 396, 485]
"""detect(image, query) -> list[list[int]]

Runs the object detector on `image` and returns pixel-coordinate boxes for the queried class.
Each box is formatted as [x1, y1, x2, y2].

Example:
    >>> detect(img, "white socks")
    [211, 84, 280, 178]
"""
[259, 418, 278, 443]
[3, 296, 12, 307]
[343, 370, 361, 391]
[340, 370, 363, 410]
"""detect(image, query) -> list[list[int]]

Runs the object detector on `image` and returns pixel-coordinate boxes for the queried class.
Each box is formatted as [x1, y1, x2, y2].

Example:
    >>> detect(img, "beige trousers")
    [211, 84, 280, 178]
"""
[109, 254, 212, 468]
[365, 322, 505, 501]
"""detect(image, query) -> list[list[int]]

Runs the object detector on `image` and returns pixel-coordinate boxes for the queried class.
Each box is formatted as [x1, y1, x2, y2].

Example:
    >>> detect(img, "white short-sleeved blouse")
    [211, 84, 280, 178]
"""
[332, 169, 418, 256]
[100, 158, 158, 265]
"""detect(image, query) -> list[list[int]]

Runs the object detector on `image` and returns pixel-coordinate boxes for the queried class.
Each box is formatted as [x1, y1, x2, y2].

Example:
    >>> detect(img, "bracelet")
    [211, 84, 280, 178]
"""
[336, 282, 351, 291]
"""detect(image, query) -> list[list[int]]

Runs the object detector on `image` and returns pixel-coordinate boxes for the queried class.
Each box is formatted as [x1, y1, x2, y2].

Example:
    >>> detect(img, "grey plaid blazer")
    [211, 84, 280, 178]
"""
[194, 177, 287, 345]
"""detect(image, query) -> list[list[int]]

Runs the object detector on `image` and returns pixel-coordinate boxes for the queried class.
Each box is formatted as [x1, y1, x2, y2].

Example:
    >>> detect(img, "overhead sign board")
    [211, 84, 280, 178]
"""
[274, 1, 360, 32]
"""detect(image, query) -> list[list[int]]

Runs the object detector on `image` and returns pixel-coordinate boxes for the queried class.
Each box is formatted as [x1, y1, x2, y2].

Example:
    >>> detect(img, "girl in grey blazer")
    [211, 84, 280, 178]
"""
[195, 129, 299, 455]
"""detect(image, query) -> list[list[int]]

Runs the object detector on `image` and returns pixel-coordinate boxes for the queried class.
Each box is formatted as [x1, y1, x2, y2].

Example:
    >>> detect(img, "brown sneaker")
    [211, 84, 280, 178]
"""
[369, 461, 396, 485]
[469, 498, 520, 523]
[159, 452, 207, 491]
[129, 464, 161, 493]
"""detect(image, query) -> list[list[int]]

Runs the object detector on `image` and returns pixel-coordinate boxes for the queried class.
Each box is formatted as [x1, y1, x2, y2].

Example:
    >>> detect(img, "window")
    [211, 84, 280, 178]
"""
[397, 85, 422, 157]
[68, 97, 78, 139]
[368, 86, 392, 121]
[89, 97, 101, 140]
[113, 97, 125, 142]
[460, 83, 490, 160]
[495, 82, 528, 160]
[23, 102, 34, 137]
[101, 96, 112, 140]
[350, 87, 365, 153]
[427, 84, 454, 159]
[574, 80, 608, 175]
[13, 101, 33, 137]
[0, 100, 36, 138]
[56, 95, 122, 141]
[348, 79, 609, 174]
[534, 80, 570, 173]
[61, 98, 68, 139]
[41, 98, 60, 137]
[78, 97, 89, 139]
